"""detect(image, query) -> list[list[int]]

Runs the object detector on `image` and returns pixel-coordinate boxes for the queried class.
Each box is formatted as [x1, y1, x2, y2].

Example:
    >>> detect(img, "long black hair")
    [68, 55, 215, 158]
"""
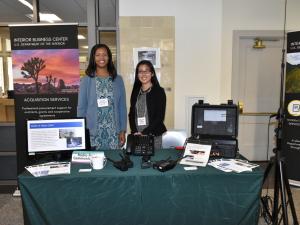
[85, 44, 117, 80]
[132, 60, 160, 92]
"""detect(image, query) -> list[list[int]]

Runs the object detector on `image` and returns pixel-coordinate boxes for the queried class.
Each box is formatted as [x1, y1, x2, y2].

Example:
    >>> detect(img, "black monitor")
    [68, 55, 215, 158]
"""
[27, 118, 86, 156]
[191, 104, 238, 139]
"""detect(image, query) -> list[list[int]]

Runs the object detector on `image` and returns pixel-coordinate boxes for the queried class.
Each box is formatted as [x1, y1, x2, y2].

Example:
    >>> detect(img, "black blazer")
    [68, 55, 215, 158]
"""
[129, 85, 167, 136]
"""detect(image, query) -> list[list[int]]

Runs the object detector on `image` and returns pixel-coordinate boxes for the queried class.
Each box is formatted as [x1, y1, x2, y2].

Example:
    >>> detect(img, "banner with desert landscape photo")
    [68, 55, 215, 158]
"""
[283, 31, 300, 181]
[9, 24, 80, 174]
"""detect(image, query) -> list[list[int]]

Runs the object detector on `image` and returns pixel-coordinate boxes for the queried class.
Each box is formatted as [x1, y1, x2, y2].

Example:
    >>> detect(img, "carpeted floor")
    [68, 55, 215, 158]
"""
[1, 188, 300, 225]
[0, 193, 24, 225]
[259, 188, 300, 225]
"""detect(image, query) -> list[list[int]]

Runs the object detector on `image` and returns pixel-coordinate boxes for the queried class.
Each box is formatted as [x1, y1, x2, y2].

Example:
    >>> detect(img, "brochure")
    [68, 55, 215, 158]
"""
[180, 142, 212, 167]
[25, 161, 71, 177]
[208, 158, 259, 173]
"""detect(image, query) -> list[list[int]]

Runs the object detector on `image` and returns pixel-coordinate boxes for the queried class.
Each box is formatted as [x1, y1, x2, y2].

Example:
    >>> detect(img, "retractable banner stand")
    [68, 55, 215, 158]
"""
[283, 31, 300, 181]
[9, 24, 80, 174]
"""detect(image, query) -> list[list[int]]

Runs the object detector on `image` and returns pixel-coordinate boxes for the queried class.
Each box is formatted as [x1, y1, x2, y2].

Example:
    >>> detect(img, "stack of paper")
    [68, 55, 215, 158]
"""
[25, 162, 71, 177]
[208, 159, 259, 173]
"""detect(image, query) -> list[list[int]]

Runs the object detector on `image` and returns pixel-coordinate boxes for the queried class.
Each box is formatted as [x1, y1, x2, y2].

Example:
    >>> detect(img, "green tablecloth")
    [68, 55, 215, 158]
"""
[19, 150, 263, 225]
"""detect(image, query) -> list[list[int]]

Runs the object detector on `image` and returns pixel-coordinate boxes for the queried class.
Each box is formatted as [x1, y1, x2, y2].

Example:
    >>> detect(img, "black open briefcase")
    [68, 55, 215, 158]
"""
[187, 100, 239, 158]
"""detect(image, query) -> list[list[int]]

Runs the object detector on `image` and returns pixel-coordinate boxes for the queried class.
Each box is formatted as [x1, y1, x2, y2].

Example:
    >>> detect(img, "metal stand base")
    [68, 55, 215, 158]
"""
[262, 151, 299, 225]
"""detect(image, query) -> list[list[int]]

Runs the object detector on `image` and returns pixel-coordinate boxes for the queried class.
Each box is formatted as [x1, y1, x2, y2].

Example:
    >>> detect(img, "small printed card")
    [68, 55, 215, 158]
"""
[72, 151, 105, 164]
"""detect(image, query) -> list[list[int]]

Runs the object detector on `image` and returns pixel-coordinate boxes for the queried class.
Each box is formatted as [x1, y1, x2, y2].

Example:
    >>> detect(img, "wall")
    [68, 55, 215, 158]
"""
[119, 16, 175, 129]
[120, 0, 222, 130]
[120, 0, 300, 131]
[221, 0, 300, 102]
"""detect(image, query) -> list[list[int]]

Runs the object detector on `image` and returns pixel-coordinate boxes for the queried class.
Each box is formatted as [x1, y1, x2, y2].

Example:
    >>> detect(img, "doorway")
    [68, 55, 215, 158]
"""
[232, 31, 284, 161]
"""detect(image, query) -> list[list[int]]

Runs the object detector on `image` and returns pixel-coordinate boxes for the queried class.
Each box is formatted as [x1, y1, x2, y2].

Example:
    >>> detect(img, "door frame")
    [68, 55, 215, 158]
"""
[232, 30, 284, 161]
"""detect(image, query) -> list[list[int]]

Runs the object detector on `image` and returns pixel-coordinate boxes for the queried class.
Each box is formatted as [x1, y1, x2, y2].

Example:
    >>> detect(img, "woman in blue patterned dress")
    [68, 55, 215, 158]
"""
[77, 44, 127, 150]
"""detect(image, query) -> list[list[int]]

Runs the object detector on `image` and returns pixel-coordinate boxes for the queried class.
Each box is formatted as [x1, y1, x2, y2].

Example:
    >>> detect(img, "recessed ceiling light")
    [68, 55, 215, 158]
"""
[82, 46, 89, 49]
[18, 0, 33, 10]
[20, 0, 62, 23]
[26, 13, 62, 23]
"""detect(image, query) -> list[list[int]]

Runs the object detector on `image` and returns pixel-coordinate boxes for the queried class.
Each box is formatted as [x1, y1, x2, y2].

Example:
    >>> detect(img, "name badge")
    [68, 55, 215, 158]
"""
[137, 117, 146, 126]
[97, 98, 109, 107]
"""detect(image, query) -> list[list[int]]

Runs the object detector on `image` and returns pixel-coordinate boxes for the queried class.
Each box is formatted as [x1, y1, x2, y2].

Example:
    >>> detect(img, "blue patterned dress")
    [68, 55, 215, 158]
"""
[92, 76, 118, 150]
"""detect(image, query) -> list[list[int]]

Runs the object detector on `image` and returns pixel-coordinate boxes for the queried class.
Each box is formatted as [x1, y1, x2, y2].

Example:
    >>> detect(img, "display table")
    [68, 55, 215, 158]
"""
[19, 150, 263, 225]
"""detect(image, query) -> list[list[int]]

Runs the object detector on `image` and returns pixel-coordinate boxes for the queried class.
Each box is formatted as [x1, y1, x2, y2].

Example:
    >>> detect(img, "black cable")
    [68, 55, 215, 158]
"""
[261, 116, 274, 225]
[261, 0, 287, 221]
[261, 194, 273, 225]
[266, 116, 272, 188]
[267, 0, 299, 224]
[279, 0, 287, 110]
[282, 0, 287, 51]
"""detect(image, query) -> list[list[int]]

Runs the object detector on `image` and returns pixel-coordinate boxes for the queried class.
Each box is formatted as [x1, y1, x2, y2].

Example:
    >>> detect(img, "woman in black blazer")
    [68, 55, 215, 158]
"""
[128, 60, 167, 149]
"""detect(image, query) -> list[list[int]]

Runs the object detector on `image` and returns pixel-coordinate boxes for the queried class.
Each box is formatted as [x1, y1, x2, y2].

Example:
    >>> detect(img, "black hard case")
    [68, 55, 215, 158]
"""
[190, 102, 239, 158]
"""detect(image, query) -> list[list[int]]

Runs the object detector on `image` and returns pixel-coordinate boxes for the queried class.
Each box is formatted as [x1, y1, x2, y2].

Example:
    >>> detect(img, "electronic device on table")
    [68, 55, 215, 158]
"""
[153, 155, 189, 172]
[186, 100, 239, 158]
[126, 134, 154, 156]
[107, 152, 133, 171]
[26, 118, 87, 160]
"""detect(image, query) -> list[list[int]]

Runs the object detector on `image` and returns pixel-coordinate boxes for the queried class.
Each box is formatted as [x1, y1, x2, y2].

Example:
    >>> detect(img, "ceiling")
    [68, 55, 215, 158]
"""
[0, 0, 117, 54]
[0, 0, 87, 24]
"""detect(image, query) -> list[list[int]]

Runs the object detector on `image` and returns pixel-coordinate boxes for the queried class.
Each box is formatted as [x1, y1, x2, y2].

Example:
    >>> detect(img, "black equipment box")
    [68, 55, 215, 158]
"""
[186, 138, 238, 158]
[126, 134, 154, 156]
[188, 100, 239, 158]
